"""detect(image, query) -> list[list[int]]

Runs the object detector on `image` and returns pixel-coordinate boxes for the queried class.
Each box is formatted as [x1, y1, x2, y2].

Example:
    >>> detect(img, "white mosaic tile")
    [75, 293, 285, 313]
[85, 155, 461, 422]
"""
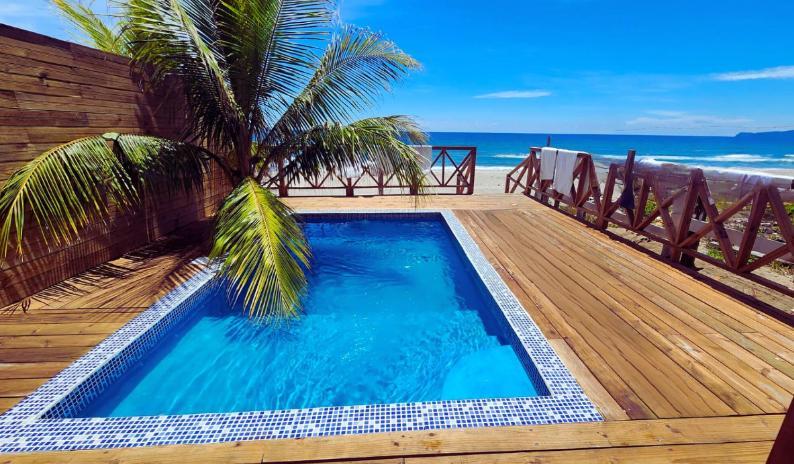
[0, 210, 601, 452]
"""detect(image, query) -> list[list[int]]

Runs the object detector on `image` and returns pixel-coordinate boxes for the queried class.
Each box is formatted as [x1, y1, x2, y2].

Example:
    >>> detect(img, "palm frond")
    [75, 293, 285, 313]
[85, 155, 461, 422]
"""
[217, 0, 332, 126]
[210, 177, 310, 320]
[52, 0, 130, 56]
[275, 115, 427, 190]
[0, 133, 216, 263]
[112, 133, 210, 194]
[127, 0, 244, 154]
[0, 135, 137, 261]
[265, 25, 420, 146]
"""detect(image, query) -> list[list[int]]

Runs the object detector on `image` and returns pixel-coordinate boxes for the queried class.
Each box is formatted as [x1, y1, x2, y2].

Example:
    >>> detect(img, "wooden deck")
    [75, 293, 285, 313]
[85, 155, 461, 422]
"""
[0, 194, 791, 463]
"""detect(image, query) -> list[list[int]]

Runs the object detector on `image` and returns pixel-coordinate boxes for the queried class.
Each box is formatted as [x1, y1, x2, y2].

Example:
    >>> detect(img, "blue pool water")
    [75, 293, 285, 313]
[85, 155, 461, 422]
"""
[78, 215, 540, 417]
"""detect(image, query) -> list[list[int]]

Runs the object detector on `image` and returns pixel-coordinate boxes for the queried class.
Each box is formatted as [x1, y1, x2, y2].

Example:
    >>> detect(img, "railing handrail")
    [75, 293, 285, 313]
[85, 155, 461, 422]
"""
[505, 149, 794, 298]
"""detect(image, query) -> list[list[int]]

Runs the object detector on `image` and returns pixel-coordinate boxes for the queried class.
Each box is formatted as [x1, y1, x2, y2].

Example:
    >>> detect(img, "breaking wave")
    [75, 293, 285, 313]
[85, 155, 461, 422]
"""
[493, 153, 529, 159]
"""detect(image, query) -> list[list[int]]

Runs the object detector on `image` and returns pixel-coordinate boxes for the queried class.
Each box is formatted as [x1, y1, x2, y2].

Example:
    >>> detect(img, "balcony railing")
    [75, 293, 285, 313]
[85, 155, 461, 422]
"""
[506, 147, 794, 298]
[264, 146, 476, 197]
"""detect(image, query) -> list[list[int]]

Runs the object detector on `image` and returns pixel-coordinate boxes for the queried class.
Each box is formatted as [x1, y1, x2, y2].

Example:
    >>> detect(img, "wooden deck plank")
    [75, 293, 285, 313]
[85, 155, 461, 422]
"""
[499, 210, 769, 414]
[545, 209, 794, 342]
[0, 346, 95, 363]
[282, 194, 531, 212]
[0, 334, 108, 349]
[508, 208, 788, 414]
[0, 323, 123, 336]
[0, 362, 70, 379]
[0, 378, 46, 397]
[744, 332, 794, 365]
[547, 339, 630, 421]
[708, 334, 794, 400]
[0, 312, 141, 325]
[1, 415, 783, 464]
[406, 442, 774, 464]
[211, 415, 788, 461]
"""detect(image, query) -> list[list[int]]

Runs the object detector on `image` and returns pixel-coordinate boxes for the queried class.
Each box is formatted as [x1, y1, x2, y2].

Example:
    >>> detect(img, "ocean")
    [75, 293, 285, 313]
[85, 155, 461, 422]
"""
[426, 132, 794, 173]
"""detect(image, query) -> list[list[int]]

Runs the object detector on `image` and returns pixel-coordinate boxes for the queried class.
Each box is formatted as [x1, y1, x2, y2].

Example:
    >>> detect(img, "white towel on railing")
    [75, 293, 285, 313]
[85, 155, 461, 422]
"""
[539, 147, 557, 180]
[553, 149, 578, 194]
[410, 145, 433, 173]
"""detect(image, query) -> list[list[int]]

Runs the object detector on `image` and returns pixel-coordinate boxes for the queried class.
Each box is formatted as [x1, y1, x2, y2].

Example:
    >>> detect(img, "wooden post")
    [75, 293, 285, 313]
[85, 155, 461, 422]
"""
[377, 172, 384, 196]
[735, 187, 767, 268]
[596, 164, 618, 230]
[618, 149, 637, 224]
[634, 178, 649, 229]
[441, 150, 447, 186]
[668, 169, 703, 263]
[767, 398, 794, 463]
[468, 148, 476, 195]
[524, 153, 536, 196]
[623, 149, 636, 174]
[345, 177, 354, 197]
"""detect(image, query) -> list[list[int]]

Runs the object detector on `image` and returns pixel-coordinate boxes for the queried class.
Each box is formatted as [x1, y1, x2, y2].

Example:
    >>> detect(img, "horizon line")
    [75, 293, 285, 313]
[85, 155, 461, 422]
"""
[421, 129, 783, 138]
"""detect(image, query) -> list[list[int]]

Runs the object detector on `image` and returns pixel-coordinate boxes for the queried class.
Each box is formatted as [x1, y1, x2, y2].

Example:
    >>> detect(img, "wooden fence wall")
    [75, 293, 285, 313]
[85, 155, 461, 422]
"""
[0, 25, 229, 307]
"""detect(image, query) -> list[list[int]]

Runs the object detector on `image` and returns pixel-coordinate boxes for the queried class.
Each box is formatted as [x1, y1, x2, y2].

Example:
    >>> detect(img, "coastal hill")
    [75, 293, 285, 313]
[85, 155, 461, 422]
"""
[735, 129, 794, 141]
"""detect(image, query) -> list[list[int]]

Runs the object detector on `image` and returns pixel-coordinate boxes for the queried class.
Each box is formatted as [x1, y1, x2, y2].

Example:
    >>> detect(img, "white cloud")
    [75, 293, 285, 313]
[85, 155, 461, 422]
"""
[474, 90, 552, 99]
[626, 111, 751, 130]
[712, 65, 794, 81]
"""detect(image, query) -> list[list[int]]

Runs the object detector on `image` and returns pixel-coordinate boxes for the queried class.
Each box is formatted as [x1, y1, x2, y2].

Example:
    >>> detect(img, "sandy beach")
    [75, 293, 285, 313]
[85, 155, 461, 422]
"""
[473, 168, 513, 194]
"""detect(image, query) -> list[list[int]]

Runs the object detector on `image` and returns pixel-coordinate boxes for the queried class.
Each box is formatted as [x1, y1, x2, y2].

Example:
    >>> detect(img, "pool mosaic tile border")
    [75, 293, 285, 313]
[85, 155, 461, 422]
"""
[0, 210, 601, 452]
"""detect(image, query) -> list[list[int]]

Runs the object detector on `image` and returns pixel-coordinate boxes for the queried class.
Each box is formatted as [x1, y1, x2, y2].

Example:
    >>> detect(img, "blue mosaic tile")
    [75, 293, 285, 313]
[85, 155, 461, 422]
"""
[0, 210, 602, 452]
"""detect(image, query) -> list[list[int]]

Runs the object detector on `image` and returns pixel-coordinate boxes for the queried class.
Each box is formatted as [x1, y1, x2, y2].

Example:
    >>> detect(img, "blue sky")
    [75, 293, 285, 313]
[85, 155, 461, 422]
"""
[4, 0, 794, 135]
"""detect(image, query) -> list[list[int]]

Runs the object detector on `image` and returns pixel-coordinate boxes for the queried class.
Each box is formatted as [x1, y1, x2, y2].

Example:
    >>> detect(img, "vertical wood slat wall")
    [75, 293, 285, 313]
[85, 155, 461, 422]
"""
[0, 25, 230, 307]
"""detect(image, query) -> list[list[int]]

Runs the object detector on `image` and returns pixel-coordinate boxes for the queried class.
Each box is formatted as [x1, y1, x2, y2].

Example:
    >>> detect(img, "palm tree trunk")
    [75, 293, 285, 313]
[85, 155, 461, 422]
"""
[237, 131, 251, 178]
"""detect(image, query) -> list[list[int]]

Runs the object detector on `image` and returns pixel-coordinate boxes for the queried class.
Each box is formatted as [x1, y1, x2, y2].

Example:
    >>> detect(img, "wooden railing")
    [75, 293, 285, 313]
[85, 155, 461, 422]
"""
[506, 148, 794, 297]
[264, 146, 476, 197]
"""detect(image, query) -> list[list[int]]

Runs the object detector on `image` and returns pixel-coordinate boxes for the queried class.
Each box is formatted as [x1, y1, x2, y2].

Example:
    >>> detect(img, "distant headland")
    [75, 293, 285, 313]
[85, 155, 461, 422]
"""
[734, 129, 794, 141]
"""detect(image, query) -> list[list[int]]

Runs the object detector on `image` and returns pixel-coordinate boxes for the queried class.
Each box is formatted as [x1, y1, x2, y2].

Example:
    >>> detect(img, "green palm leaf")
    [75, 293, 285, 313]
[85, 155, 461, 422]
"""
[217, 0, 331, 125]
[52, 0, 131, 56]
[0, 134, 210, 262]
[0, 136, 137, 261]
[113, 133, 210, 194]
[265, 26, 420, 147]
[279, 115, 427, 189]
[210, 178, 310, 320]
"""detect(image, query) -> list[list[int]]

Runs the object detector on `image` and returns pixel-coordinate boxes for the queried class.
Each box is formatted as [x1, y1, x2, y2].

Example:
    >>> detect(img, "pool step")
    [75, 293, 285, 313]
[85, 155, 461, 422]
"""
[441, 345, 538, 400]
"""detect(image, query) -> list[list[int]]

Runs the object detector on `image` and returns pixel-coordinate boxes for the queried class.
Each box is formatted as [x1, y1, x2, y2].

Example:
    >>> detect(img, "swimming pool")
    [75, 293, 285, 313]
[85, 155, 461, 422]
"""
[0, 210, 600, 452]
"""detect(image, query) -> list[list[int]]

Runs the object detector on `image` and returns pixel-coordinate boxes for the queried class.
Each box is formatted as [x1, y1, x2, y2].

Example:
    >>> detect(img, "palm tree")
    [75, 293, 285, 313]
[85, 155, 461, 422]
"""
[0, 0, 426, 320]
